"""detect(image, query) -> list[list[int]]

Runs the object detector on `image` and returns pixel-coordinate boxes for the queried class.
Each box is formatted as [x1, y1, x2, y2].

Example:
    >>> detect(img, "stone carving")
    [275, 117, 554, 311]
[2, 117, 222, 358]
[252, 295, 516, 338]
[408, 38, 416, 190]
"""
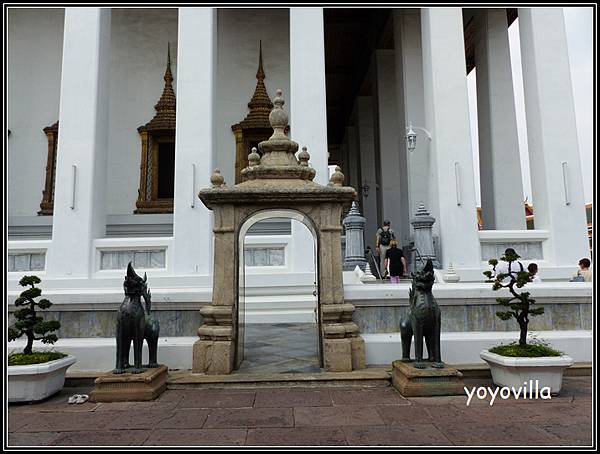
[195, 89, 365, 374]
[410, 204, 439, 272]
[343, 201, 367, 271]
[115, 263, 159, 374]
[399, 259, 443, 369]
[443, 262, 460, 283]
[144, 289, 160, 369]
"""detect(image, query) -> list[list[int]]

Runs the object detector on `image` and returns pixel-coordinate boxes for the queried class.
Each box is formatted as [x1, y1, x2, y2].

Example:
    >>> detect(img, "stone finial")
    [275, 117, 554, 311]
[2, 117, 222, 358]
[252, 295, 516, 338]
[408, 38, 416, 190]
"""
[210, 169, 225, 187]
[248, 147, 260, 167]
[139, 43, 176, 132]
[298, 146, 310, 166]
[348, 201, 360, 216]
[361, 262, 377, 282]
[443, 263, 461, 283]
[268, 89, 288, 140]
[329, 166, 345, 187]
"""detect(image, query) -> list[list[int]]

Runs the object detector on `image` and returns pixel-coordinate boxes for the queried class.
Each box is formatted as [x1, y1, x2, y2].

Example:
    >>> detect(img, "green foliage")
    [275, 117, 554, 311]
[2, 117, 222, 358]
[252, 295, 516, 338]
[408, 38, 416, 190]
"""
[19, 275, 41, 286]
[20, 287, 42, 300]
[14, 296, 28, 306]
[489, 342, 562, 357]
[486, 253, 546, 347]
[8, 351, 66, 366]
[37, 299, 52, 309]
[8, 275, 61, 355]
[496, 311, 514, 321]
[8, 327, 20, 342]
[33, 320, 61, 335]
[495, 297, 513, 305]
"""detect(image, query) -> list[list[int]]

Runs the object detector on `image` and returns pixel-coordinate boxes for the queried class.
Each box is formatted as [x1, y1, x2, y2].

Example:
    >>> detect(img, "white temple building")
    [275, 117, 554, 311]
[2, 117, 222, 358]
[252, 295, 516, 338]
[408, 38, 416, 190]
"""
[7, 7, 592, 372]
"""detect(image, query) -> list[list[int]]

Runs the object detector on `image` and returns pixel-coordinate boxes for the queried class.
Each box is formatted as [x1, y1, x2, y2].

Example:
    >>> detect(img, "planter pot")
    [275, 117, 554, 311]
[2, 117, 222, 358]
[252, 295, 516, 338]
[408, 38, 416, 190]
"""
[480, 350, 573, 395]
[8, 355, 77, 403]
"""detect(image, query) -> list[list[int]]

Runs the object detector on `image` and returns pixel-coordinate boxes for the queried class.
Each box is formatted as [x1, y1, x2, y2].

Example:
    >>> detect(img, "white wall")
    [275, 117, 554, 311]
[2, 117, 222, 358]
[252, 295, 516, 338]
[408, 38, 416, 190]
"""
[8, 9, 64, 217]
[106, 9, 178, 216]
[215, 9, 290, 185]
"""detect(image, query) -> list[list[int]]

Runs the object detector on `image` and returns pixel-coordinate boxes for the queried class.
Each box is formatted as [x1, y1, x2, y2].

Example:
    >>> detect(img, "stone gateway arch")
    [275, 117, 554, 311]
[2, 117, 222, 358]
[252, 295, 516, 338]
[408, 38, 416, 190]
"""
[193, 89, 366, 374]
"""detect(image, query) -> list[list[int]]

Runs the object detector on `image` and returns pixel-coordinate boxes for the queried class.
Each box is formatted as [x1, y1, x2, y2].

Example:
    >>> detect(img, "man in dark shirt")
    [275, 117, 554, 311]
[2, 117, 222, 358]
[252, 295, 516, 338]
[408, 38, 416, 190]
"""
[384, 240, 407, 284]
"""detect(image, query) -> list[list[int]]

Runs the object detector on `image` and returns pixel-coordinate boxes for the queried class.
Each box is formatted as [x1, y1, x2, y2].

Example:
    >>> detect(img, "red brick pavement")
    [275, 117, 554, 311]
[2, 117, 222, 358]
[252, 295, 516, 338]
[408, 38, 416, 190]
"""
[7, 376, 593, 447]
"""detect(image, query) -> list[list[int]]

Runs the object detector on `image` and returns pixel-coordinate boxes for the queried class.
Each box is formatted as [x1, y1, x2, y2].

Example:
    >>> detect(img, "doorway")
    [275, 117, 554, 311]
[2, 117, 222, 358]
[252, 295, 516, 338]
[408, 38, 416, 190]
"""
[235, 209, 321, 374]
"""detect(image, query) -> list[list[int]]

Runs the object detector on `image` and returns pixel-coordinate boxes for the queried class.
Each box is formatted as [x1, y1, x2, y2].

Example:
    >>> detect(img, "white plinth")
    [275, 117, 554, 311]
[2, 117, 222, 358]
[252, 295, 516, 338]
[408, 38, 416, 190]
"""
[8, 355, 77, 402]
[480, 349, 573, 394]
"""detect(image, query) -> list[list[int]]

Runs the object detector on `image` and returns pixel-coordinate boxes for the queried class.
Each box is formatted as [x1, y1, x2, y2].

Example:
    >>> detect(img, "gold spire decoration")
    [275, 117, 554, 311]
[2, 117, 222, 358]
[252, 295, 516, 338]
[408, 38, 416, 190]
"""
[139, 43, 176, 132]
[235, 41, 273, 130]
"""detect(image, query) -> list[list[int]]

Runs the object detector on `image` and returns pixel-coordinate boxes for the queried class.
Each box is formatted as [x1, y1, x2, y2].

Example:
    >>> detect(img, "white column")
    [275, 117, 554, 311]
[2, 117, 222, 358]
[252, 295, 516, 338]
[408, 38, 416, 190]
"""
[421, 8, 481, 270]
[45, 8, 111, 279]
[393, 9, 431, 227]
[172, 8, 216, 276]
[375, 49, 409, 244]
[346, 125, 360, 192]
[475, 9, 525, 230]
[356, 96, 379, 250]
[290, 7, 329, 185]
[518, 8, 589, 266]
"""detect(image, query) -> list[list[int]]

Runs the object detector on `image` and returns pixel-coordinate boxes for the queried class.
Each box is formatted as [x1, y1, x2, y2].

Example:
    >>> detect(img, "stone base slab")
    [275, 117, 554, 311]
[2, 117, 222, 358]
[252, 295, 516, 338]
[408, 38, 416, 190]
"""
[192, 339, 235, 375]
[89, 365, 167, 402]
[323, 338, 352, 372]
[391, 360, 465, 397]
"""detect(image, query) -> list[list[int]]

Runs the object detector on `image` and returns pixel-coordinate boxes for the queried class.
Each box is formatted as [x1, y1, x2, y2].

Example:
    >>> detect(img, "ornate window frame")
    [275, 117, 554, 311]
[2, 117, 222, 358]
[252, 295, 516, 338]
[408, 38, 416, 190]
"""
[38, 121, 59, 215]
[135, 45, 176, 214]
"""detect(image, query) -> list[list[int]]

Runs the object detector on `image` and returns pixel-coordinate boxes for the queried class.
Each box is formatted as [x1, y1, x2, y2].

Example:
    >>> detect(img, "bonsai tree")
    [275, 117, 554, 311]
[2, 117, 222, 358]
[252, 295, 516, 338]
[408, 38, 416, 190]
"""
[8, 275, 61, 355]
[483, 250, 545, 347]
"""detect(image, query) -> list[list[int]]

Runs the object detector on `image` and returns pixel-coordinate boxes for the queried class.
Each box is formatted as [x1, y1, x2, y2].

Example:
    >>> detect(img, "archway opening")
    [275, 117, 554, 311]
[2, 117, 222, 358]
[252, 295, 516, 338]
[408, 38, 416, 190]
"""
[235, 209, 321, 374]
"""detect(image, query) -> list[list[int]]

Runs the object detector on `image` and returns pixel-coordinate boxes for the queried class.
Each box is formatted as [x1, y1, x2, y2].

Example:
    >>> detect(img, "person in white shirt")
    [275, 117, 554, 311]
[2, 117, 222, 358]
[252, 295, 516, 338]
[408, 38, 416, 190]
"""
[494, 248, 525, 284]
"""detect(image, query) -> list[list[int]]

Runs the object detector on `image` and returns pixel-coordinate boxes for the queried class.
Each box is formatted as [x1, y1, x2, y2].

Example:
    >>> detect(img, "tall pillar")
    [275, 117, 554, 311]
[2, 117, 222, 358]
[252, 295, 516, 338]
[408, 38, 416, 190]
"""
[475, 9, 525, 230]
[393, 9, 431, 230]
[421, 8, 481, 270]
[375, 49, 409, 244]
[518, 8, 589, 266]
[172, 8, 216, 276]
[45, 8, 111, 279]
[356, 96, 379, 250]
[290, 7, 329, 185]
[345, 125, 360, 191]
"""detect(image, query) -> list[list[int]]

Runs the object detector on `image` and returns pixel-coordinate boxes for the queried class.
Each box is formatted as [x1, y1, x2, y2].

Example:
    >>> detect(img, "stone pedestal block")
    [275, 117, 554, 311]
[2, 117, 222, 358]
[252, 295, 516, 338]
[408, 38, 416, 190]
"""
[323, 338, 352, 372]
[192, 339, 234, 375]
[350, 336, 366, 370]
[391, 360, 464, 397]
[90, 365, 167, 402]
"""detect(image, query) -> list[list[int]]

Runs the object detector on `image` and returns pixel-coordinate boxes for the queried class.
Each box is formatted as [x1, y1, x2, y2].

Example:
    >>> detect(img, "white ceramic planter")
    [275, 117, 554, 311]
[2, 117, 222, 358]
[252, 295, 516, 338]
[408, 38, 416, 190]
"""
[480, 349, 573, 394]
[8, 355, 77, 403]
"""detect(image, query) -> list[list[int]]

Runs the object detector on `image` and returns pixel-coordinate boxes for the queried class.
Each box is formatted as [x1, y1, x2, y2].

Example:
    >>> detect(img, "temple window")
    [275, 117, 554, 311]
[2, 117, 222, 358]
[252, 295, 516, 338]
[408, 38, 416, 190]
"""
[135, 45, 176, 214]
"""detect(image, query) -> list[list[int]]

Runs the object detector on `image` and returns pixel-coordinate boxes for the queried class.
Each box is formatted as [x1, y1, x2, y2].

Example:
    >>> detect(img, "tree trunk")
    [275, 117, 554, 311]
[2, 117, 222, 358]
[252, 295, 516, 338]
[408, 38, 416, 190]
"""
[24, 331, 34, 355]
[517, 314, 528, 346]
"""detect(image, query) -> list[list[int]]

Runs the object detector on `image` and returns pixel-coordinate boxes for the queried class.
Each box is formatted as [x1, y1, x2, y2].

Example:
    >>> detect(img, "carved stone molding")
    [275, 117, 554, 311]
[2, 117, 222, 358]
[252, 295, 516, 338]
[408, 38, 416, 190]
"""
[38, 122, 59, 216]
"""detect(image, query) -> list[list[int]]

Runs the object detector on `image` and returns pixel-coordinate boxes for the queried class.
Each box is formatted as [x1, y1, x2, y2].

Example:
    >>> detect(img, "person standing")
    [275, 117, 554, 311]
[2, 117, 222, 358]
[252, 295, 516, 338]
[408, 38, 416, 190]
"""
[385, 240, 407, 284]
[376, 220, 396, 279]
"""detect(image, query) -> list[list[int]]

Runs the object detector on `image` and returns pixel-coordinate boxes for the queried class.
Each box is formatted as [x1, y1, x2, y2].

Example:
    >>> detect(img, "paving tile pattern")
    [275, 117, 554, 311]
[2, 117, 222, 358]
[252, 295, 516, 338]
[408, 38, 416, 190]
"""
[7, 377, 592, 447]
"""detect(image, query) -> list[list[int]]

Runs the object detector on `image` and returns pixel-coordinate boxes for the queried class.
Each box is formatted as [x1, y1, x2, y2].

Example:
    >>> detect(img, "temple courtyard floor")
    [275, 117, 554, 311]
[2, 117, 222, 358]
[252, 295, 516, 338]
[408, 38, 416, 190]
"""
[8, 375, 592, 447]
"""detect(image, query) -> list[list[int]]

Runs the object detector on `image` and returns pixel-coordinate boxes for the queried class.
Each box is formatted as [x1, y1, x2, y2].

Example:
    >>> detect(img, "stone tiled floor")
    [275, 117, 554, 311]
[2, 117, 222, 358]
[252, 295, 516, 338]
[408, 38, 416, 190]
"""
[7, 376, 592, 447]
[236, 323, 321, 374]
